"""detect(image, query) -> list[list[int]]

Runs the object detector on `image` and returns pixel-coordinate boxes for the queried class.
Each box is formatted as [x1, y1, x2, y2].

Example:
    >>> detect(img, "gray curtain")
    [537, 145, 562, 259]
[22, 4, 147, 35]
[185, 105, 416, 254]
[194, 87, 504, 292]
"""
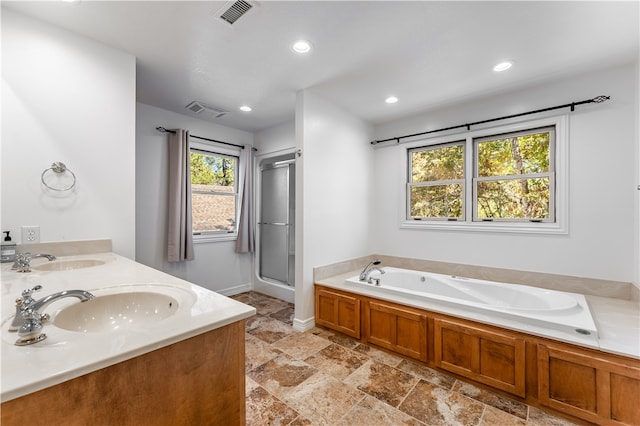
[235, 147, 255, 253]
[167, 129, 195, 262]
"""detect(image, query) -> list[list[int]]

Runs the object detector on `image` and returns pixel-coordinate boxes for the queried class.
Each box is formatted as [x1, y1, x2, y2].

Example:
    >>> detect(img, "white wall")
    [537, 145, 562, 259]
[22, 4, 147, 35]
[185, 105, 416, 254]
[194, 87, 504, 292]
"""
[296, 90, 375, 325]
[634, 61, 640, 291]
[135, 102, 254, 294]
[254, 120, 295, 154]
[1, 9, 136, 258]
[373, 63, 638, 286]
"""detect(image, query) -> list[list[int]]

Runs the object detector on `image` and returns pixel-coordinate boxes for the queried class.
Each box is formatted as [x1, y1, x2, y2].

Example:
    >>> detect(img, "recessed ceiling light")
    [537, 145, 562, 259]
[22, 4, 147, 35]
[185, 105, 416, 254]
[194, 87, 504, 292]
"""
[291, 40, 312, 54]
[239, 105, 252, 112]
[493, 61, 513, 72]
[385, 96, 399, 104]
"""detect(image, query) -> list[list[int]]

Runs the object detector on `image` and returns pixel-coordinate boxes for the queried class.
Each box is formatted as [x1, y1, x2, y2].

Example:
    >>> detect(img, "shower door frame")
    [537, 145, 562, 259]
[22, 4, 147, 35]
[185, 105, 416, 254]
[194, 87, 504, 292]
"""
[254, 149, 297, 297]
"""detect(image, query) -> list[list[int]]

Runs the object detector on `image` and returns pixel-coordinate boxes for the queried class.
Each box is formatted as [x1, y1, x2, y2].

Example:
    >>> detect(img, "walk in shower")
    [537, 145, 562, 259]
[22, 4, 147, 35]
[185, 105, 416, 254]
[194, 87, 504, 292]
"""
[257, 154, 295, 298]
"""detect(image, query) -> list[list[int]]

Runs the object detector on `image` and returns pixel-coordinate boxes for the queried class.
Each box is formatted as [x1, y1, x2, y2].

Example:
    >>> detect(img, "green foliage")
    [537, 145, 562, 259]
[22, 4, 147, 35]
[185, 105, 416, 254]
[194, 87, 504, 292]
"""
[190, 152, 236, 186]
[477, 178, 549, 219]
[409, 130, 551, 220]
[477, 133, 549, 177]
[410, 184, 463, 218]
[411, 144, 464, 182]
[476, 132, 550, 219]
[410, 143, 464, 218]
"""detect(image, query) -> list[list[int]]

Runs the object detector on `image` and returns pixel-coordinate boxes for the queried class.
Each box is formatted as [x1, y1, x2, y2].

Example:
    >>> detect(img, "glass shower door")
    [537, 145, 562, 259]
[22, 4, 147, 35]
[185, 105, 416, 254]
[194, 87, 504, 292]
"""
[259, 161, 294, 285]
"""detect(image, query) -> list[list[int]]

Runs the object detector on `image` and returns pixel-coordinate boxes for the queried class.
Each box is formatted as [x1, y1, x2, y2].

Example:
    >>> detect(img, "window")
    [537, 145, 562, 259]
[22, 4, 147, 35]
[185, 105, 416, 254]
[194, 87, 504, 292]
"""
[408, 142, 465, 220]
[474, 127, 554, 222]
[403, 116, 567, 234]
[190, 145, 239, 240]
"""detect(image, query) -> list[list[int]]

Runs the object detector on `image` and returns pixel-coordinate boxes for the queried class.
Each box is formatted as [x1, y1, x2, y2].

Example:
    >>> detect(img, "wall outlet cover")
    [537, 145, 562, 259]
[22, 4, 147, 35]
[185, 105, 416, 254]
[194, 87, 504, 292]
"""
[21, 226, 40, 244]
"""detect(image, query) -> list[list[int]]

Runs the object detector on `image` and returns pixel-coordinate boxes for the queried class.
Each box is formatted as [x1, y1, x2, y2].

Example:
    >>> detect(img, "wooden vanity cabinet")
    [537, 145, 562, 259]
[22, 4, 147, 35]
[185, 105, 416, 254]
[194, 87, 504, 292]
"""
[538, 343, 640, 425]
[1, 321, 247, 426]
[315, 287, 361, 338]
[433, 318, 526, 397]
[364, 300, 428, 362]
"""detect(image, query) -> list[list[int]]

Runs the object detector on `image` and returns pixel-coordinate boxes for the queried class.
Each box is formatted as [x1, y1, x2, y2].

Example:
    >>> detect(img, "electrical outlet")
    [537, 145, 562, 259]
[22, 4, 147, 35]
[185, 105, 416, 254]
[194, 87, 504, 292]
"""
[22, 226, 40, 243]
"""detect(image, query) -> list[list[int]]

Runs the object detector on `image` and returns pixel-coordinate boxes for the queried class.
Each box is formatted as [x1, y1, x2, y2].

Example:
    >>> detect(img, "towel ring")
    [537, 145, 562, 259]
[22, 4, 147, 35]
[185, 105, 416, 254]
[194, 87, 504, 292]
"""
[41, 162, 76, 191]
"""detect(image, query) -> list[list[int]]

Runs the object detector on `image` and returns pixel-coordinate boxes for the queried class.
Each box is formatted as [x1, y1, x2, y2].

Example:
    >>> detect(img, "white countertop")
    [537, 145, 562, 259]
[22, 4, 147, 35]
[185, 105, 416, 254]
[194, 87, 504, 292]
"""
[1, 252, 255, 402]
[585, 294, 640, 359]
[317, 270, 640, 360]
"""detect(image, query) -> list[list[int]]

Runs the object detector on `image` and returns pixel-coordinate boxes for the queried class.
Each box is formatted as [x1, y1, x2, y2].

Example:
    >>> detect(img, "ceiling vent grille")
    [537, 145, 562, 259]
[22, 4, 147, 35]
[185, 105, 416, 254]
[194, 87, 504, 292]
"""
[185, 101, 228, 118]
[218, 0, 254, 25]
[186, 101, 206, 114]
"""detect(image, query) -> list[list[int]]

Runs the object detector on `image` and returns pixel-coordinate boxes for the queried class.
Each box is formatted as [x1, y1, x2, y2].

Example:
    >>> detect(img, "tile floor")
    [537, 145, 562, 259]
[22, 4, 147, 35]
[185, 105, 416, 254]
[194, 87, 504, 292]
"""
[230, 291, 579, 426]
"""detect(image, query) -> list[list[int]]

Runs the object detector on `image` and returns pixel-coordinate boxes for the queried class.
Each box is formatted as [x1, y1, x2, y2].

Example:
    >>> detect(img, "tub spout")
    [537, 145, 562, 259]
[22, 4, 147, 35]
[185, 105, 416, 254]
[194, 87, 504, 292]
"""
[360, 259, 385, 282]
[366, 268, 385, 284]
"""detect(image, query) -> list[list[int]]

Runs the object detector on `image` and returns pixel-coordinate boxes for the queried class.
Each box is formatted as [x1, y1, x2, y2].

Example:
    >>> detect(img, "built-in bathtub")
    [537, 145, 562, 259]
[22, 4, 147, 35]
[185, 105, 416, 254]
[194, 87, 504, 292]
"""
[345, 267, 598, 340]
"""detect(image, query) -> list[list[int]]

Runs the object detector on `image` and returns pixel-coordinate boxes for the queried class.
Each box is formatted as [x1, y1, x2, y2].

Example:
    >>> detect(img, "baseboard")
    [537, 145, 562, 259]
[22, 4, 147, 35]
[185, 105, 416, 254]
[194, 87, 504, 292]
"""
[217, 283, 252, 297]
[292, 317, 315, 332]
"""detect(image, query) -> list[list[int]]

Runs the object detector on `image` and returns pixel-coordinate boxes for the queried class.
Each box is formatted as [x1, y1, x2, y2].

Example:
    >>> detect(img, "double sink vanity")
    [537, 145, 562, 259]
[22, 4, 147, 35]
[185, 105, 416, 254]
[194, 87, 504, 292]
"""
[1, 240, 255, 425]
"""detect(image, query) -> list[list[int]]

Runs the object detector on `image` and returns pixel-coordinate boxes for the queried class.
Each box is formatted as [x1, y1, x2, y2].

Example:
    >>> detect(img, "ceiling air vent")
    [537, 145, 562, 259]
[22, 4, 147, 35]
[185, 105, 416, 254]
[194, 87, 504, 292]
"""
[186, 101, 206, 114]
[185, 101, 228, 118]
[217, 0, 255, 25]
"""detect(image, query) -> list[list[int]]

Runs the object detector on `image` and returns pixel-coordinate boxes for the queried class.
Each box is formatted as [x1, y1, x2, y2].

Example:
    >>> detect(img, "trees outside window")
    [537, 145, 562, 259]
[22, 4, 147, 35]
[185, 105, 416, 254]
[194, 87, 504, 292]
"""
[409, 142, 465, 220]
[474, 127, 554, 222]
[407, 125, 556, 226]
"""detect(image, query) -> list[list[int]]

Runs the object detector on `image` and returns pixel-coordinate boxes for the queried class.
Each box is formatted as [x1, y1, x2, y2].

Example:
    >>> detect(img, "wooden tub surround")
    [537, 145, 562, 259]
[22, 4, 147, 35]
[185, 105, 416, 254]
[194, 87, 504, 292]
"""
[315, 284, 640, 426]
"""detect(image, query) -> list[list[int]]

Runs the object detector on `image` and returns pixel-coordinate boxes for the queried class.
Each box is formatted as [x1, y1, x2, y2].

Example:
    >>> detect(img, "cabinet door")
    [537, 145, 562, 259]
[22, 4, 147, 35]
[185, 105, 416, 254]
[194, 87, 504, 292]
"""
[365, 301, 427, 362]
[434, 318, 526, 397]
[538, 344, 640, 425]
[315, 287, 360, 338]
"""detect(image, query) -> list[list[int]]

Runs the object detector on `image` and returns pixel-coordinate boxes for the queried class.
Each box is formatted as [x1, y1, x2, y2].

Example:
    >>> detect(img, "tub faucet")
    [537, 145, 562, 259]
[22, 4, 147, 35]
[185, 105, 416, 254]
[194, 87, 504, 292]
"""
[360, 259, 385, 282]
[12, 252, 56, 273]
[10, 285, 94, 346]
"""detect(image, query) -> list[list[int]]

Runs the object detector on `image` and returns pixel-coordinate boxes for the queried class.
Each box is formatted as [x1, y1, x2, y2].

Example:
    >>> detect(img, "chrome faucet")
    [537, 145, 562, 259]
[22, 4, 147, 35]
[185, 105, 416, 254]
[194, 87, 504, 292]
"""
[359, 259, 385, 283]
[10, 285, 94, 346]
[12, 252, 56, 273]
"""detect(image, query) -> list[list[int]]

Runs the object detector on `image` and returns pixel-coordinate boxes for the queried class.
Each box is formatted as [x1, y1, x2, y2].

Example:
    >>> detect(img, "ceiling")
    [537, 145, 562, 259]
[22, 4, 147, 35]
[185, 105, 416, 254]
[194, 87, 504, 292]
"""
[3, 1, 639, 133]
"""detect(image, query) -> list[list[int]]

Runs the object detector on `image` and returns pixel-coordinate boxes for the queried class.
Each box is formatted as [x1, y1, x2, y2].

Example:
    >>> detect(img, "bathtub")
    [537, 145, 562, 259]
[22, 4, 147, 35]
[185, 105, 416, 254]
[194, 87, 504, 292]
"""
[345, 267, 598, 339]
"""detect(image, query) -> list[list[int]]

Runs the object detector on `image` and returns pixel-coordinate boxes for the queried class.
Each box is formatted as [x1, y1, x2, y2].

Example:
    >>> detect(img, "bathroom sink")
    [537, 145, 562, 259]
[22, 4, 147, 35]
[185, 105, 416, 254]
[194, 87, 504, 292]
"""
[54, 291, 180, 333]
[33, 259, 106, 271]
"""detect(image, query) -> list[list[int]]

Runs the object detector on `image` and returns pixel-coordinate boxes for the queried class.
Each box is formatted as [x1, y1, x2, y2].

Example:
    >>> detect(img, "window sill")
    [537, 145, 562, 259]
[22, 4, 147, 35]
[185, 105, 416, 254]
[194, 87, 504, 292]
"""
[400, 220, 567, 235]
[193, 234, 238, 244]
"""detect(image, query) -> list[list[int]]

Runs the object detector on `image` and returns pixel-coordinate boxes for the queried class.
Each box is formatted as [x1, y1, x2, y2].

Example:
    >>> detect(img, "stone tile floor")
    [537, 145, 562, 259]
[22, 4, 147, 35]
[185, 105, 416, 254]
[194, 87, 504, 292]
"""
[231, 291, 578, 426]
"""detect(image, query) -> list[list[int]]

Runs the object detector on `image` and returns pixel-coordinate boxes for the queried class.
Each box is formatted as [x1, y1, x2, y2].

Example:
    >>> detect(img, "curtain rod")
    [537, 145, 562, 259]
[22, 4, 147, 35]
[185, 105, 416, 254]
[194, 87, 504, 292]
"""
[156, 126, 257, 151]
[370, 95, 611, 146]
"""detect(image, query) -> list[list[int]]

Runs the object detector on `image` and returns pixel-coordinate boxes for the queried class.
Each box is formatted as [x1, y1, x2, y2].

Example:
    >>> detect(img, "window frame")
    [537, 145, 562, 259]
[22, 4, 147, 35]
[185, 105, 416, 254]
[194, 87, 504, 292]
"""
[399, 115, 568, 234]
[472, 125, 556, 223]
[407, 141, 466, 221]
[189, 139, 241, 243]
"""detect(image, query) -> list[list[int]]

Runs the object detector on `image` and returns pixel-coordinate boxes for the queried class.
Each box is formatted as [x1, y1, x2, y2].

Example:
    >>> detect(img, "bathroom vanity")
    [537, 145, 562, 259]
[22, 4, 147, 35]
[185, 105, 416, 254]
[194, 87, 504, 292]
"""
[1, 241, 255, 426]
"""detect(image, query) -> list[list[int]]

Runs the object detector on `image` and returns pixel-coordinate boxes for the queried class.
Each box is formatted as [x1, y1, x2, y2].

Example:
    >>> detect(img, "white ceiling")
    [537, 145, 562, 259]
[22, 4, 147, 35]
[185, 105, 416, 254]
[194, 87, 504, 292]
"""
[3, 1, 639, 132]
